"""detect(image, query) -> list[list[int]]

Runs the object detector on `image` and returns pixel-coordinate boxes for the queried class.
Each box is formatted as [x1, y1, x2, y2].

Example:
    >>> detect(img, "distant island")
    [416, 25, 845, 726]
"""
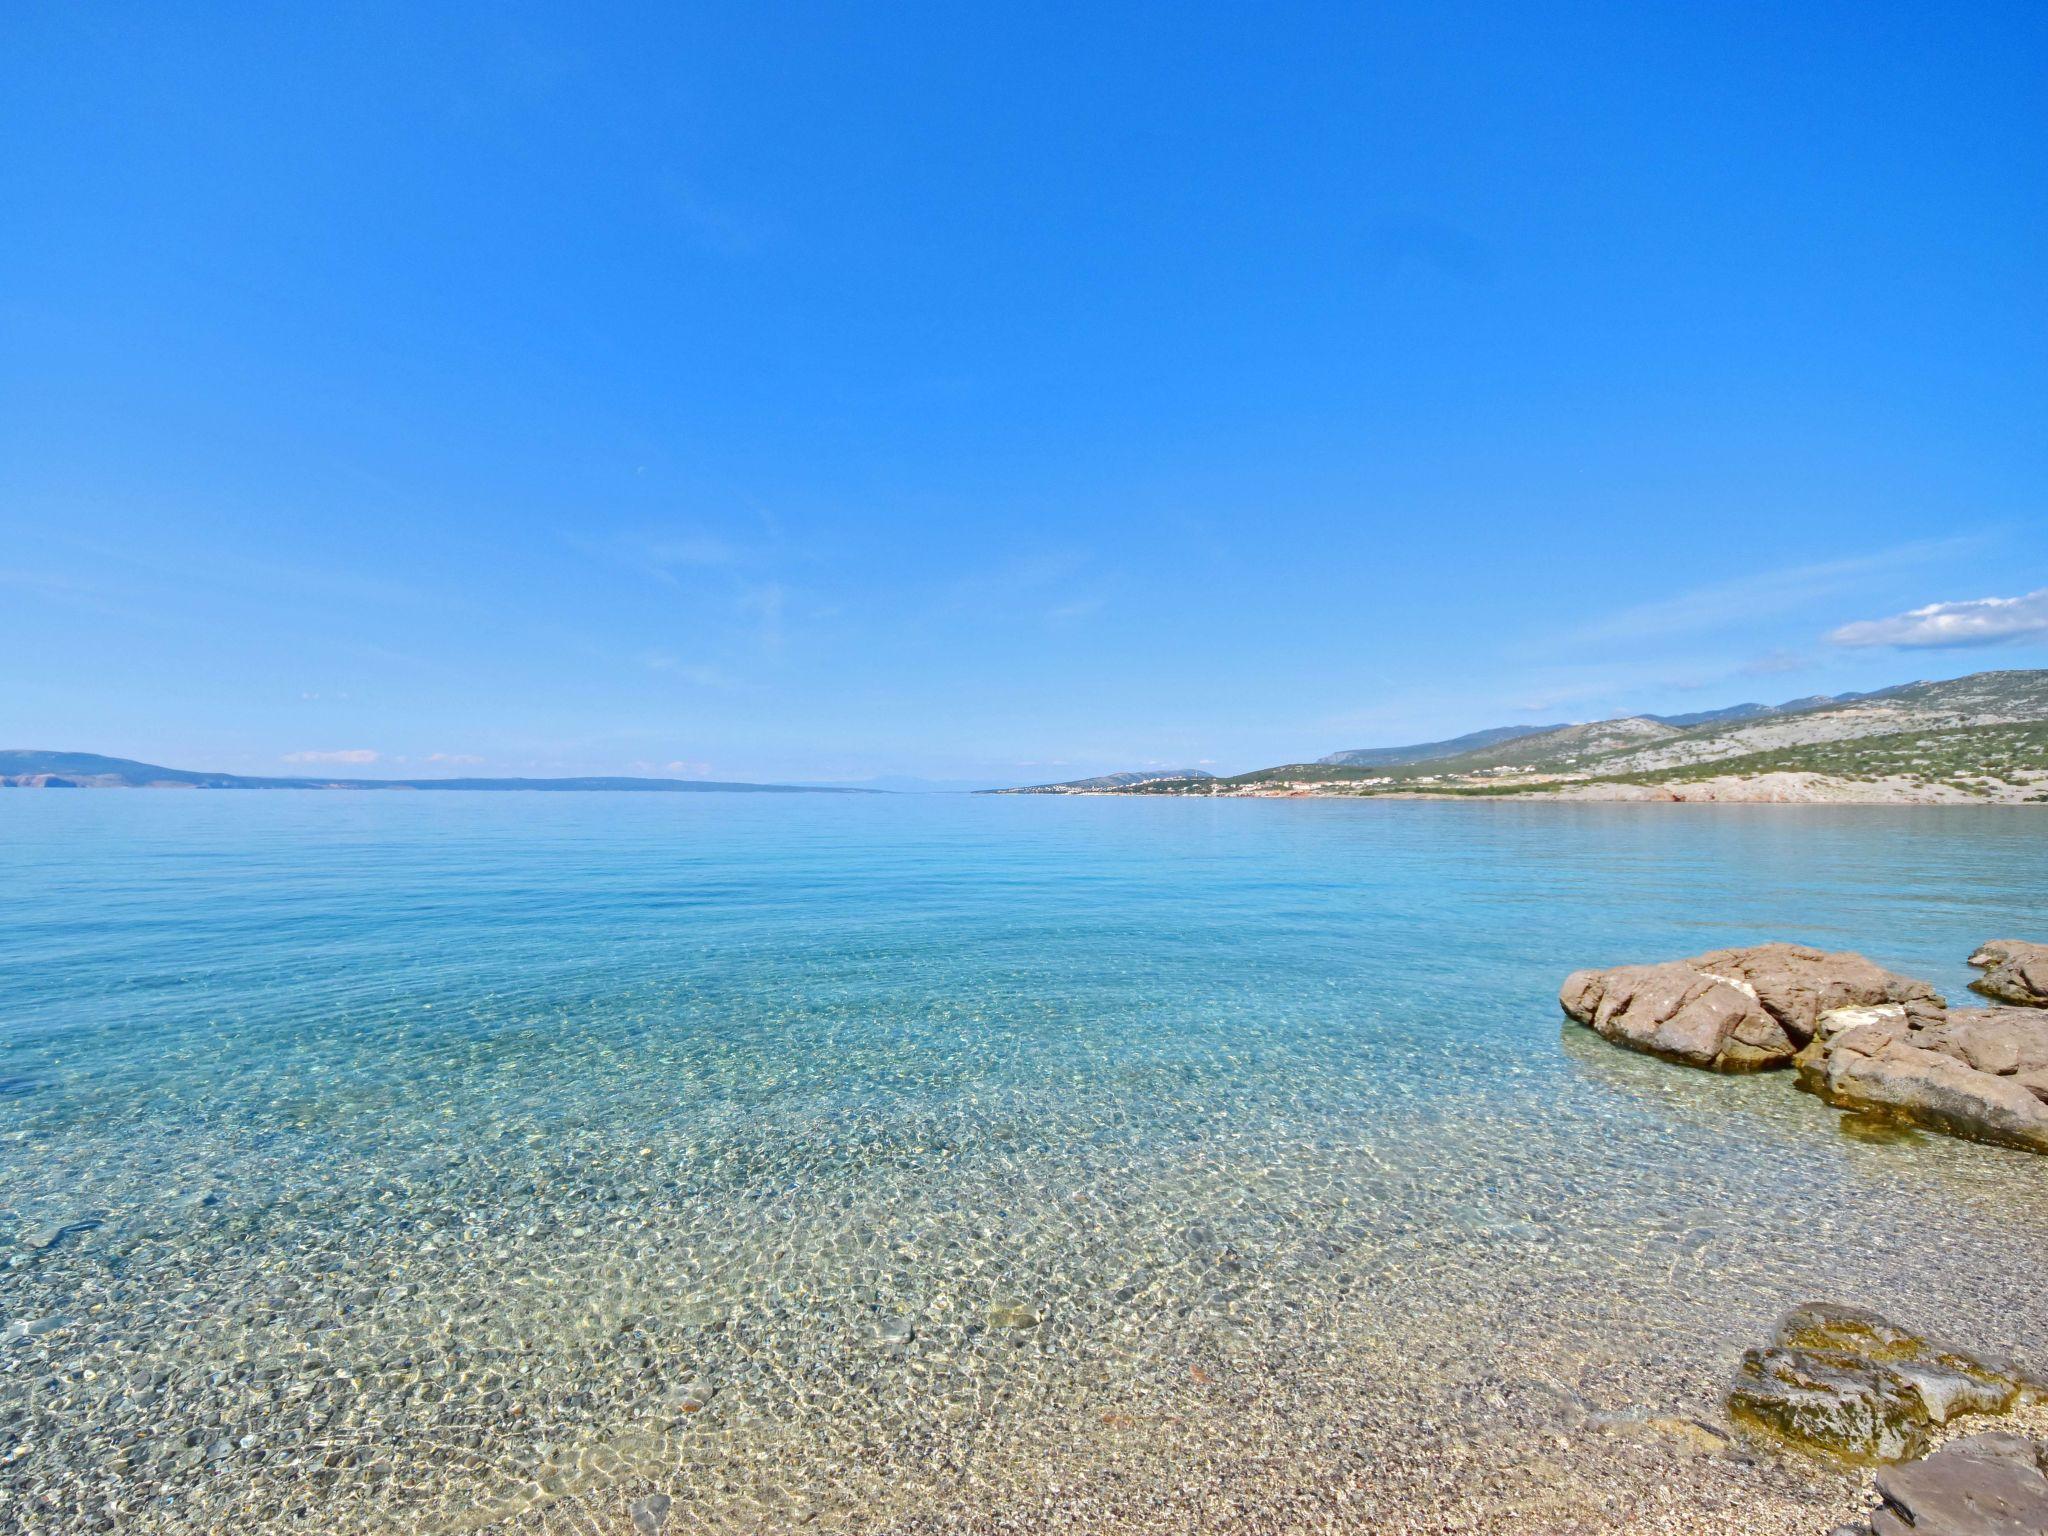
[0, 751, 872, 794]
[993, 768, 1217, 794]
[988, 669, 2048, 804]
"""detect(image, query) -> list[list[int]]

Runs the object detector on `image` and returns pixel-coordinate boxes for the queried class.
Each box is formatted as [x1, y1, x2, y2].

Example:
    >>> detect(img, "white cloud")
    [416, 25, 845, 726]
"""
[425, 752, 483, 765]
[1829, 587, 2048, 649]
[284, 748, 380, 765]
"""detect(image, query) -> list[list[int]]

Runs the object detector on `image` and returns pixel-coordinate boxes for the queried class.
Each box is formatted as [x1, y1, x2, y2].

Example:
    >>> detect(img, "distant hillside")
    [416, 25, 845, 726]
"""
[1317, 724, 1563, 768]
[1316, 690, 1895, 765]
[1651, 689, 1885, 729]
[0, 751, 869, 794]
[1115, 670, 2048, 804]
[986, 768, 1216, 795]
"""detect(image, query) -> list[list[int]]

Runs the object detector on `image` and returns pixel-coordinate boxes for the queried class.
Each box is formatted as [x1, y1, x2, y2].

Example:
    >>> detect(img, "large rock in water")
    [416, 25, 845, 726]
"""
[1560, 944, 1941, 1072]
[1726, 1302, 2031, 1465]
[1796, 1002, 2048, 1154]
[1970, 939, 2048, 1009]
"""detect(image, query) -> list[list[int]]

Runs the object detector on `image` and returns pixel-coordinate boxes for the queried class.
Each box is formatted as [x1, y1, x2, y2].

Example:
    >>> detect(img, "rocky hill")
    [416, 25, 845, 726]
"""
[1118, 670, 2048, 804]
[1316, 724, 1562, 768]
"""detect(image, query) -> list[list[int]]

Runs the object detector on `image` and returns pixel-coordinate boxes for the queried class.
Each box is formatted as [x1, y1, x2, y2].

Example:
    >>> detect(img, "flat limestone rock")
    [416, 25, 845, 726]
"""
[1970, 940, 2048, 1009]
[1923, 1009, 2048, 1081]
[1800, 1003, 2048, 1153]
[1868, 1432, 2048, 1536]
[1725, 1303, 2028, 1466]
[1560, 944, 1939, 1072]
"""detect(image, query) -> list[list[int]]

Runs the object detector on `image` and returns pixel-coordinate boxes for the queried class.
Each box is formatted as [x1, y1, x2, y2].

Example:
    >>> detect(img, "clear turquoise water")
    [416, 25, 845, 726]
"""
[2, 794, 2045, 1533]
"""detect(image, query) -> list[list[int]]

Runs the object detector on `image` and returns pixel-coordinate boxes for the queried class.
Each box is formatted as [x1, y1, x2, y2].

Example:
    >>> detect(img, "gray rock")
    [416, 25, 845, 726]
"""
[1970, 940, 2048, 1009]
[1725, 1303, 2028, 1464]
[1869, 1432, 2048, 1536]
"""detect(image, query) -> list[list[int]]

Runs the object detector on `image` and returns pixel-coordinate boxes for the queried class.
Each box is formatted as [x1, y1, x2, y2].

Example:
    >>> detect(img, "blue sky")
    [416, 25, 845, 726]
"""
[3, 2, 2044, 785]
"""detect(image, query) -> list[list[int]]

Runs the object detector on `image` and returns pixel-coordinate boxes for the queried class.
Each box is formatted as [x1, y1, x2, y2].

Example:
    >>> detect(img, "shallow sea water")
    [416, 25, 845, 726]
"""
[1, 793, 2044, 1535]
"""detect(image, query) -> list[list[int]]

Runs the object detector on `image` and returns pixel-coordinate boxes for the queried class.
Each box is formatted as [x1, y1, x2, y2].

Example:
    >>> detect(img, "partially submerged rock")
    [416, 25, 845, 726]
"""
[1797, 1003, 2048, 1154]
[1561, 944, 1940, 1072]
[1970, 939, 2048, 1009]
[1867, 1432, 2048, 1536]
[1726, 1303, 2031, 1465]
[1559, 960, 1794, 1070]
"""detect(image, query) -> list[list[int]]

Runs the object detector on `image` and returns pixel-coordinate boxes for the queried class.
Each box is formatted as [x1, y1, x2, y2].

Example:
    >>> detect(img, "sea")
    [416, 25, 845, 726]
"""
[2, 792, 2044, 1533]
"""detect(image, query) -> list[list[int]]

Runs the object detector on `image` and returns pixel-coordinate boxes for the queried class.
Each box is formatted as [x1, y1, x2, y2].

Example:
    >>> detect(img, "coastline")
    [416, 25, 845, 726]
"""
[1020, 777, 2048, 805]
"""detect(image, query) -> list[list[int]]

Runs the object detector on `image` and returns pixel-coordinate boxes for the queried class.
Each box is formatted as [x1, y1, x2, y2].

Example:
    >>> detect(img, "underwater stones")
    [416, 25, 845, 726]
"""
[662, 1380, 715, 1416]
[1729, 1346, 1934, 1464]
[628, 1491, 672, 1534]
[986, 1302, 1041, 1331]
[1562, 944, 1940, 1072]
[18, 1218, 102, 1253]
[1798, 1004, 2048, 1154]
[1970, 940, 2048, 1009]
[862, 1317, 915, 1351]
[1838, 1110, 1925, 1145]
[1726, 1303, 2029, 1465]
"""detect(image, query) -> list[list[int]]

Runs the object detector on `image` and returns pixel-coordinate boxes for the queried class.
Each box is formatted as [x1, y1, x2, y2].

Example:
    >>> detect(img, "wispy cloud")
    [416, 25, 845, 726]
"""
[1740, 649, 1808, 676]
[737, 581, 787, 649]
[1047, 596, 1104, 625]
[284, 748, 380, 765]
[1564, 536, 1984, 646]
[1830, 587, 2048, 649]
[644, 534, 743, 570]
[425, 752, 483, 766]
[624, 758, 715, 778]
[642, 651, 743, 688]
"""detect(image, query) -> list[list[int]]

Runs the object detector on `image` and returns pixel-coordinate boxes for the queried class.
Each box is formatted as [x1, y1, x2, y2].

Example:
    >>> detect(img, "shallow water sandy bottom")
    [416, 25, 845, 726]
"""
[2, 795, 2043, 1532]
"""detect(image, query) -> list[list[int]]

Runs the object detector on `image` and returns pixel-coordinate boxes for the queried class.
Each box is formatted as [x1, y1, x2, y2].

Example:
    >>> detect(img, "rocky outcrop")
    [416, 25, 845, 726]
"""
[1796, 1003, 2048, 1154]
[1559, 961, 1796, 1070]
[1854, 1432, 2048, 1536]
[1970, 939, 2048, 1008]
[1726, 1303, 2032, 1465]
[1688, 943, 1945, 1040]
[1560, 944, 1941, 1072]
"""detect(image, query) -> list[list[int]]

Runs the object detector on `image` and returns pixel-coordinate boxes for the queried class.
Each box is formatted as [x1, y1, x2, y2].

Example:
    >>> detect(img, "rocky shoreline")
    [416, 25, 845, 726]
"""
[1561, 940, 2048, 1151]
[1560, 939, 2048, 1531]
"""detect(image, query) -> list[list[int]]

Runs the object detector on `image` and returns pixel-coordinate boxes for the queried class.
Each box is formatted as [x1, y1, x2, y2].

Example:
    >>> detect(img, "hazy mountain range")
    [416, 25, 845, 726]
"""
[990, 769, 1217, 795]
[0, 751, 869, 794]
